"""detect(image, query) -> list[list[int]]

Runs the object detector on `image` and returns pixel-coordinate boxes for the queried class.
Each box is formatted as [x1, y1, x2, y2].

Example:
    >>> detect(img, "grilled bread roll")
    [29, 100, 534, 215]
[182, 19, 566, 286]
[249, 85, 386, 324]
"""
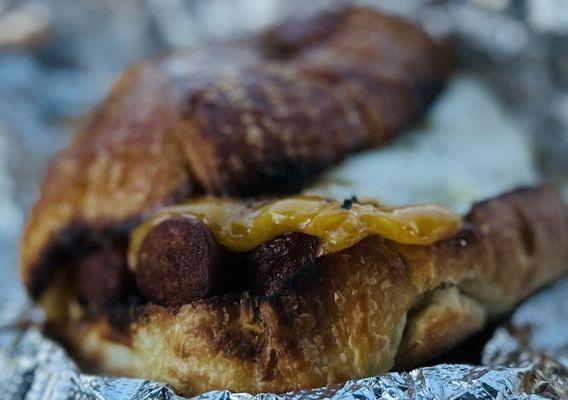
[19, 6, 568, 396]
[42, 186, 568, 395]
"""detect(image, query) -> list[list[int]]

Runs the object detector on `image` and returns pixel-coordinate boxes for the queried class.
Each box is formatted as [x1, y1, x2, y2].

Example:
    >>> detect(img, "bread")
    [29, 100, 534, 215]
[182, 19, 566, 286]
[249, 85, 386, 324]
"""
[44, 185, 568, 394]
[19, 6, 568, 396]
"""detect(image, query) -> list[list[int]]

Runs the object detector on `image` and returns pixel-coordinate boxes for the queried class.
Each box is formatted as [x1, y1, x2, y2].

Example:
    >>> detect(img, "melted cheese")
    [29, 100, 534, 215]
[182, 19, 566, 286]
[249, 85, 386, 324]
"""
[129, 196, 461, 270]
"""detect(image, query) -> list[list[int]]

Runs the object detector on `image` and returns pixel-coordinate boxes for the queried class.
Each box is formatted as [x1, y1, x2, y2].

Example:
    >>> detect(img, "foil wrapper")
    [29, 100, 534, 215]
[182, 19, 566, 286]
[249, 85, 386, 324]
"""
[1, 0, 568, 399]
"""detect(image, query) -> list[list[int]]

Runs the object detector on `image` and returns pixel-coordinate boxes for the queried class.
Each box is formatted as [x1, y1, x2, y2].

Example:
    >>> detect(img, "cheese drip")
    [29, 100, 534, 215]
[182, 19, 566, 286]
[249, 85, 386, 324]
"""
[129, 196, 461, 270]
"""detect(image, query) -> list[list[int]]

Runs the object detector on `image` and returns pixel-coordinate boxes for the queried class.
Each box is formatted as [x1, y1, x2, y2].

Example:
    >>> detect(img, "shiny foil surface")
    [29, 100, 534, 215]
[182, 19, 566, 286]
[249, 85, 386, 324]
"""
[1, 0, 568, 399]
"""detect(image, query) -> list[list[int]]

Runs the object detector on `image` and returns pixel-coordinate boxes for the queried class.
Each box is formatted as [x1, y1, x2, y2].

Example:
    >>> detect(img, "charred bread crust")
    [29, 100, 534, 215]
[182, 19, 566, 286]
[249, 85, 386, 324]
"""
[20, 7, 454, 294]
[47, 186, 568, 395]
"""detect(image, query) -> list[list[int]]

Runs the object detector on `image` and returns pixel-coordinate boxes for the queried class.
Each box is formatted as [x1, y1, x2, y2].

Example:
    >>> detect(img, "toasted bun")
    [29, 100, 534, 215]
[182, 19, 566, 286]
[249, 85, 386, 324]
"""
[43, 186, 568, 394]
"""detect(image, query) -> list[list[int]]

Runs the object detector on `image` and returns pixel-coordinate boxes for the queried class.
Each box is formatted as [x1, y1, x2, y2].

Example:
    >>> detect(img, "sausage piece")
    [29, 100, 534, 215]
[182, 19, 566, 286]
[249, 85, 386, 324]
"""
[246, 233, 320, 295]
[135, 217, 223, 307]
[75, 246, 131, 305]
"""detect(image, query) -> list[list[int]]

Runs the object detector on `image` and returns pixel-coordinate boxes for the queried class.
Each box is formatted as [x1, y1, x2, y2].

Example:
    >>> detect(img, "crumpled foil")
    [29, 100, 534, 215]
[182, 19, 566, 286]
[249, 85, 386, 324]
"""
[1, 0, 568, 399]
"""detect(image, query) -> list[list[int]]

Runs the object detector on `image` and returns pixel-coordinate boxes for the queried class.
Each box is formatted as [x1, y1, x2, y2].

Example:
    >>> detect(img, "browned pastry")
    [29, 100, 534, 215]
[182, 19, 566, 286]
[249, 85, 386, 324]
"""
[245, 233, 321, 296]
[42, 186, 568, 395]
[266, 9, 453, 138]
[19, 5, 568, 397]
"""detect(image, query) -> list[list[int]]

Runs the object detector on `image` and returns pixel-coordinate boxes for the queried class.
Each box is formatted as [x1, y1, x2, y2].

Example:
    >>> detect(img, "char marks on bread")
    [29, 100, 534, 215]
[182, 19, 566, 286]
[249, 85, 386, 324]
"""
[62, 185, 568, 394]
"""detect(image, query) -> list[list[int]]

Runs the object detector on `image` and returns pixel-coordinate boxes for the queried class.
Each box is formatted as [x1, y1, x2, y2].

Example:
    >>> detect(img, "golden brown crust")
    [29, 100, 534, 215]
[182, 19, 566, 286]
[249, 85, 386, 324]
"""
[48, 186, 568, 394]
[394, 287, 486, 370]
[20, 7, 453, 295]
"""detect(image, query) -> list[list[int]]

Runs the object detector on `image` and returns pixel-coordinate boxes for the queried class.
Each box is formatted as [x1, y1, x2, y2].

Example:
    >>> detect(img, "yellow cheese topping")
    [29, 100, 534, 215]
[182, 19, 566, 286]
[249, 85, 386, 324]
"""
[128, 196, 461, 270]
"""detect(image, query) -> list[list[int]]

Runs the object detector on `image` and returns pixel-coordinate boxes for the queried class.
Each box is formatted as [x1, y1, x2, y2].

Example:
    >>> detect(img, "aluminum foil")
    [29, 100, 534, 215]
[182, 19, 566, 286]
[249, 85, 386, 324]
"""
[1, 0, 568, 399]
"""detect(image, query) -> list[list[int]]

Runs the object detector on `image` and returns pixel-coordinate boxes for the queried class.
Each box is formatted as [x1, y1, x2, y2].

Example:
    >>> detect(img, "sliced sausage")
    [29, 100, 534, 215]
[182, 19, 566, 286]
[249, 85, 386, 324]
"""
[246, 232, 320, 295]
[135, 217, 223, 307]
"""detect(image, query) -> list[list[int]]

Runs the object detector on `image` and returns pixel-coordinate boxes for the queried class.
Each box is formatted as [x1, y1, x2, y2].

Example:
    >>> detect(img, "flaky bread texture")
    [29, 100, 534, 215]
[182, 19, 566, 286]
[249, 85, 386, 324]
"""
[20, 7, 453, 297]
[53, 186, 568, 395]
